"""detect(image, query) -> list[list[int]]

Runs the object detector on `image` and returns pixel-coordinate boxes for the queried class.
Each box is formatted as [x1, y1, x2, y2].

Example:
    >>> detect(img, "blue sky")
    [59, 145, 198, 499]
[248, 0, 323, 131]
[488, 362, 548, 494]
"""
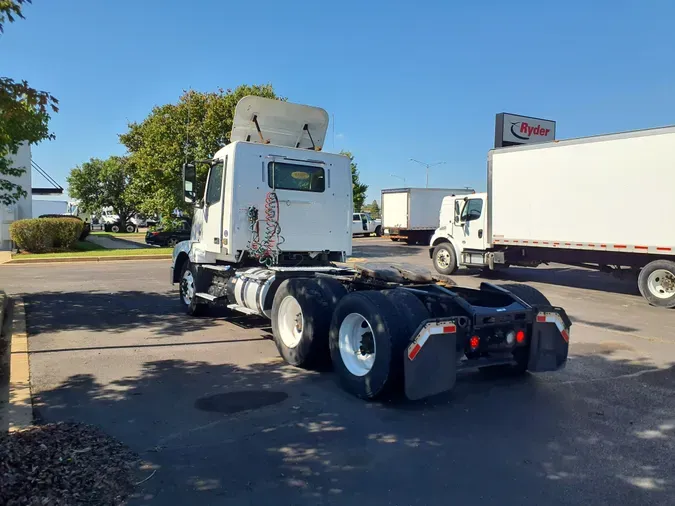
[4, 0, 674, 203]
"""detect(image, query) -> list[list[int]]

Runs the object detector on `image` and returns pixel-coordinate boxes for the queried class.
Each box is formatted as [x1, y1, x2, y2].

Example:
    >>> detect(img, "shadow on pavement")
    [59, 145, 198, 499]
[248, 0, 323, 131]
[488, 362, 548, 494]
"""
[24, 291, 271, 338]
[31, 350, 675, 506]
[351, 242, 424, 259]
[463, 265, 640, 297]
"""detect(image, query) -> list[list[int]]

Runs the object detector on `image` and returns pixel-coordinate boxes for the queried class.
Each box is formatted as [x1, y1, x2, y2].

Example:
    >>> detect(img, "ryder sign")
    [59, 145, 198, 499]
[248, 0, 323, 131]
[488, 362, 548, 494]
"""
[495, 113, 556, 147]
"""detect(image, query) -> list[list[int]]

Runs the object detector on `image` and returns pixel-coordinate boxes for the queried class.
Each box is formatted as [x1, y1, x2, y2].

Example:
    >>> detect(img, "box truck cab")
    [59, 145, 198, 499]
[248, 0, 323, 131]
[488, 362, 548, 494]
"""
[430, 193, 489, 273]
[430, 125, 675, 308]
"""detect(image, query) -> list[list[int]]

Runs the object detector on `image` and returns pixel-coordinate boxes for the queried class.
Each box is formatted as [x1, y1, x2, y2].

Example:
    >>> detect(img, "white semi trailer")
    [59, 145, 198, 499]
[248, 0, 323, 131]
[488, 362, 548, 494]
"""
[382, 187, 475, 245]
[430, 125, 675, 308]
[171, 96, 571, 401]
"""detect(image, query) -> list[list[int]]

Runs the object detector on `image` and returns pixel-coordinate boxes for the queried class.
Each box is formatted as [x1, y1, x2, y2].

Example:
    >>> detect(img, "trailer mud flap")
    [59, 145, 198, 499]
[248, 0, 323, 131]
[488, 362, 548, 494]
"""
[528, 309, 571, 372]
[404, 320, 459, 400]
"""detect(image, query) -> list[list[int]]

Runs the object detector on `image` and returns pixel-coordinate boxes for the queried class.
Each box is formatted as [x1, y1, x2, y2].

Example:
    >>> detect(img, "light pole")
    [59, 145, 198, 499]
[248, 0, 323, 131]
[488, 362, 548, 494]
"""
[390, 173, 406, 185]
[410, 159, 446, 188]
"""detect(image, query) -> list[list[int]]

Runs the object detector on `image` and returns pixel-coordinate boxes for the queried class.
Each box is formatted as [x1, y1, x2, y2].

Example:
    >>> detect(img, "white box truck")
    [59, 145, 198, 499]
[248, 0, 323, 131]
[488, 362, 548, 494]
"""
[382, 187, 474, 245]
[429, 125, 675, 307]
[169, 96, 571, 401]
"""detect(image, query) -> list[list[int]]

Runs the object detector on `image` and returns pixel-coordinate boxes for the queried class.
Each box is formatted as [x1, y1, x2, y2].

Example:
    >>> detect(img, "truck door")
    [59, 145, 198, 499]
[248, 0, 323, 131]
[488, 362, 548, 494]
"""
[202, 159, 226, 254]
[352, 213, 363, 235]
[456, 197, 486, 250]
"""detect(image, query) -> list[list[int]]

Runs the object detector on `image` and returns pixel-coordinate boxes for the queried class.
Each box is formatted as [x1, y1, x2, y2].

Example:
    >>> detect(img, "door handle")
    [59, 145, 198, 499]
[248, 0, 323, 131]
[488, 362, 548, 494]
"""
[478, 229, 483, 239]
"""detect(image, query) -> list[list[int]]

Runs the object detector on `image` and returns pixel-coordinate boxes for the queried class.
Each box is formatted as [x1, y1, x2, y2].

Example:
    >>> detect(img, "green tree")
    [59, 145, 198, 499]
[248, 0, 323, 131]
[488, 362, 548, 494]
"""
[366, 199, 380, 219]
[340, 151, 368, 212]
[1, 0, 58, 206]
[67, 156, 140, 226]
[120, 84, 281, 217]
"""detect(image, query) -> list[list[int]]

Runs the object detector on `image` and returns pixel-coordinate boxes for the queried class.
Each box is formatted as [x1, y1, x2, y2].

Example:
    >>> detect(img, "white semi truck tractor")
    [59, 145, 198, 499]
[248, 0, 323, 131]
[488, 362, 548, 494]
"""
[171, 96, 571, 400]
[430, 125, 675, 308]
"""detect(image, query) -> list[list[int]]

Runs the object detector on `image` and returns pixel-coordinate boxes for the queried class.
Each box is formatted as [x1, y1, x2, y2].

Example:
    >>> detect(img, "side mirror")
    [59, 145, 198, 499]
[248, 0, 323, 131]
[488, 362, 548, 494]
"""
[182, 163, 197, 204]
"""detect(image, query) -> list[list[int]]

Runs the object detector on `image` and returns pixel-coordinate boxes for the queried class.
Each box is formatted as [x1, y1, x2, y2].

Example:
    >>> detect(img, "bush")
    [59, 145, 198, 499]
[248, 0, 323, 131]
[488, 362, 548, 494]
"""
[37, 214, 90, 240]
[10, 218, 85, 253]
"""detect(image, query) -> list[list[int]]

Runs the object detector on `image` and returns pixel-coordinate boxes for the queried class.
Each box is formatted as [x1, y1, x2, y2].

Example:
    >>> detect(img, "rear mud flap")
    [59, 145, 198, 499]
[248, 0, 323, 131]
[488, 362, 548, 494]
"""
[404, 320, 459, 400]
[528, 308, 571, 372]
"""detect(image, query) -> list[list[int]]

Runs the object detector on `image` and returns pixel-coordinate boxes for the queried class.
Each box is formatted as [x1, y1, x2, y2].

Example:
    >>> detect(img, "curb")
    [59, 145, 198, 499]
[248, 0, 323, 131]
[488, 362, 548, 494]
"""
[7, 254, 171, 265]
[0, 295, 32, 432]
[7, 296, 32, 431]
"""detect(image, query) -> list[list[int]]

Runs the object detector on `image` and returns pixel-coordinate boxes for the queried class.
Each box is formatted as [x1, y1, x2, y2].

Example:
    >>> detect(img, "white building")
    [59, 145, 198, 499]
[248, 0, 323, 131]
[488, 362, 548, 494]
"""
[0, 143, 33, 250]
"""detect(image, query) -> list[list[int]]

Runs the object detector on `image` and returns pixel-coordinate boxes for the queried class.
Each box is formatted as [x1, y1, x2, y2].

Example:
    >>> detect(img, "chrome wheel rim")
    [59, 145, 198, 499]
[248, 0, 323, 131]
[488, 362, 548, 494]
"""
[338, 313, 376, 377]
[436, 249, 451, 269]
[647, 269, 675, 299]
[278, 296, 303, 348]
[181, 269, 195, 305]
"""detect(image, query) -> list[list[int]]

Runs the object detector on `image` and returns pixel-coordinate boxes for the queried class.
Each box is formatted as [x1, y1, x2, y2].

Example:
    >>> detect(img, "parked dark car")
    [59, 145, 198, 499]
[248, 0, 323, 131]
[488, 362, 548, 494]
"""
[145, 219, 191, 247]
[39, 214, 91, 240]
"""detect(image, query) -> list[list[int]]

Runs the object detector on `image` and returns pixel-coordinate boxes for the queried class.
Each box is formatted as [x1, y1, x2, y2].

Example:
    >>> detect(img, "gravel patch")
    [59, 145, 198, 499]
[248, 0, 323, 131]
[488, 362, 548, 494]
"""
[1, 423, 140, 506]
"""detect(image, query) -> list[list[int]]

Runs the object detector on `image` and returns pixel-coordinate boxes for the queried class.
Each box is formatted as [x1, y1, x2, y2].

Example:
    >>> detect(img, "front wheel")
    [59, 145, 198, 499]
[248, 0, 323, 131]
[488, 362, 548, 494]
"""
[375, 226, 383, 237]
[432, 243, 457, 275]
[167, 237, 179, 248]
[179, 261, 208, 316]
[638, 260, 675, 308]
[125, 223, 136, 233]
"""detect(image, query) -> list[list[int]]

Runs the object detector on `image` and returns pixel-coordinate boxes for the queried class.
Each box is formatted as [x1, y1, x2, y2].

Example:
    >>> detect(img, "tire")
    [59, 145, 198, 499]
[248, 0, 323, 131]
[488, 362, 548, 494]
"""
[179, 261, 208, 316]
[110, 224, 121, 233]
[167, 237, 179, 248]
[390, 237, 400, 242]
[500, 283, 551, 306]
[329, 291, 410, 400]
[383, 288, 430, 339]
[432, 242, 457, 275]
[271, 278, 344, 368]
[125, 223, 136, 233]
[637, 260, 675, 308]
[375, 226, 383, 237]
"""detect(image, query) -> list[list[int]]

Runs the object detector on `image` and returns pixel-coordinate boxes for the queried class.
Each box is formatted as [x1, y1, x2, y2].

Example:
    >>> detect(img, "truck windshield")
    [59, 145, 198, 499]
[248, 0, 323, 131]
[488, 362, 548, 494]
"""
[268, 162, 325, 192]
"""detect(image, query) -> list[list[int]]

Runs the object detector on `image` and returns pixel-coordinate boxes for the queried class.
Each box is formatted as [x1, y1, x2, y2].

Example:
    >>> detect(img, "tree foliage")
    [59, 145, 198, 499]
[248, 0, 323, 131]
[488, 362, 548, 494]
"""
[340, 151, 368, 212]
[120, 84, 281, 217]
[365, 199, 380, 219]
[0, 0, 59, 206]
[67, 157, 140, 226]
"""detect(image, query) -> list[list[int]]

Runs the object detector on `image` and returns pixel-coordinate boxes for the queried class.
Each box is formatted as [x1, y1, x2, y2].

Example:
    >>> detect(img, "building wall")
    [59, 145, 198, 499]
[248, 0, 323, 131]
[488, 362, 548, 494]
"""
[1, 143, 32, 250]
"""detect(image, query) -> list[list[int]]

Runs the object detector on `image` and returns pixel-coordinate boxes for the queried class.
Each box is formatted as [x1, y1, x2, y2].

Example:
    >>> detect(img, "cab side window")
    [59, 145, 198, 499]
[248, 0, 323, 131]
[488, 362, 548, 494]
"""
[461, 198, 483, 221]
[205, 162, 224, 206]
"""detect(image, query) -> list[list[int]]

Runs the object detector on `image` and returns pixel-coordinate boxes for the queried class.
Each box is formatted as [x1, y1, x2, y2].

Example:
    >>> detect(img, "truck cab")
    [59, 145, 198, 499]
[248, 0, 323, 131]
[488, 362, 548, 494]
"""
[429, 192, 488, 274]
[352, 212, 382, 237]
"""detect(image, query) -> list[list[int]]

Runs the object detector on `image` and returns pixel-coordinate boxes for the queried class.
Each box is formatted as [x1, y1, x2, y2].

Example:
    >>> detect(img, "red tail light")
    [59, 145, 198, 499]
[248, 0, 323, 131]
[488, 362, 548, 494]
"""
[516, 330, 526, 343]
[469, 336, 480, 350]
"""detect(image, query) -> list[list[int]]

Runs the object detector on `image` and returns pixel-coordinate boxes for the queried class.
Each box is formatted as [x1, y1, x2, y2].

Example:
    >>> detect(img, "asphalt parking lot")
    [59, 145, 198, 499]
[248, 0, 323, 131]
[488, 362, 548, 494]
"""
[1, 237, 674, 505]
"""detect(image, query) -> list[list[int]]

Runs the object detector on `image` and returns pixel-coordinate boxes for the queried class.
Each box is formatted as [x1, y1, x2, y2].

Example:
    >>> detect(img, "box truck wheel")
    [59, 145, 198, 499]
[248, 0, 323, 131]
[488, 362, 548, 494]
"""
[329, 291, 409, 400]
[179, 261, 208, 316]
[638, 260, 675, 308]
[432, 243, 457, 275]
[272, 278, 344, 368]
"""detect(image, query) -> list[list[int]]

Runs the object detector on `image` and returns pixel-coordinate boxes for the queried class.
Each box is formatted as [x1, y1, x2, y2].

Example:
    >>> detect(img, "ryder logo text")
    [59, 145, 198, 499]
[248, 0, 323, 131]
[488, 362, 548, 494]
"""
[510, 122, 551, 141]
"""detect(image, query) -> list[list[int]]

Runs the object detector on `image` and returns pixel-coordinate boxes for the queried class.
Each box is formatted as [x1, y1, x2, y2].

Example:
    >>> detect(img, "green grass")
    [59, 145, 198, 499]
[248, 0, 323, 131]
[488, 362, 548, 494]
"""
[13, 244, 172, 259]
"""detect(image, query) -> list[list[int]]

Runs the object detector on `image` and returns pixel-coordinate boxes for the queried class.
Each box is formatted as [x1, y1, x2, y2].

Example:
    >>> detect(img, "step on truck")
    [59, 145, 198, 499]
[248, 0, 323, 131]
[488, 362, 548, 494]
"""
[171, 96, 571, 400]
[430, 125, 675, 308]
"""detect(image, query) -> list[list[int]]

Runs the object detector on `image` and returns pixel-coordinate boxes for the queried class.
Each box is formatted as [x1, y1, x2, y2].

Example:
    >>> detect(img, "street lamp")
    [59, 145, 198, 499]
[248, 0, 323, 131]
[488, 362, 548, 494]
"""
[409, 159, 446, 188]
[390, 173, 406, 185]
